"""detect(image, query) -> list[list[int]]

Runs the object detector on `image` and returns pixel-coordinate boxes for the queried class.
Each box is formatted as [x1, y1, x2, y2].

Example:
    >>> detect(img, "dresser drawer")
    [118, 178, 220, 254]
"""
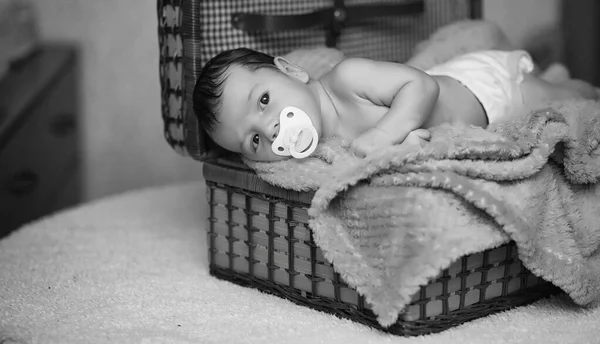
[0, 67, 78, 232]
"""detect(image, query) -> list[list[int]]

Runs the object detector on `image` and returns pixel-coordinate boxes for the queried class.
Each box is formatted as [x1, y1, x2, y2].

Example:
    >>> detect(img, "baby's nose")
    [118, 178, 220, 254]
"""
[269, 122, 280, 141]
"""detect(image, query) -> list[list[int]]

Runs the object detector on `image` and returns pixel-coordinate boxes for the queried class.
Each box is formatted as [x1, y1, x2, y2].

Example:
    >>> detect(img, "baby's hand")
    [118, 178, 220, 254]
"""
[349, 127, 394, 158]
[403, 128, 431, 147]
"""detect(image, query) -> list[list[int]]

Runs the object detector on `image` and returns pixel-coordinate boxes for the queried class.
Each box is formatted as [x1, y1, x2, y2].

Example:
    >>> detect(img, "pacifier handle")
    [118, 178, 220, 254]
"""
[288, 127, 318, 159]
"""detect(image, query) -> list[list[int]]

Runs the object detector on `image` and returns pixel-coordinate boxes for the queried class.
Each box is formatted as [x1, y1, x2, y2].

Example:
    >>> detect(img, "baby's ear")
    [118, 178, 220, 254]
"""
[274, 56, 309, 83]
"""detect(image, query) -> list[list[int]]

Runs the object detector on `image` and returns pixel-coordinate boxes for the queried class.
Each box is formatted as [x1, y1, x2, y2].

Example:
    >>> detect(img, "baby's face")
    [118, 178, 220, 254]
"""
[210, 64, 322, 162]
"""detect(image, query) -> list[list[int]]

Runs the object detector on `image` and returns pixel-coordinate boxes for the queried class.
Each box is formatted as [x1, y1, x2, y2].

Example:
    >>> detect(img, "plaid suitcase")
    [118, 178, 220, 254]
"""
[158, 0, 482, 160]
[157, 0, 558, 336]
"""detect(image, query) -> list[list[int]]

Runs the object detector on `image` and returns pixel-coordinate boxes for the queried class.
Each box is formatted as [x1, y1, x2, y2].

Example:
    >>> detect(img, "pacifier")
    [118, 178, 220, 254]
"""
[271, 106, 319, 159]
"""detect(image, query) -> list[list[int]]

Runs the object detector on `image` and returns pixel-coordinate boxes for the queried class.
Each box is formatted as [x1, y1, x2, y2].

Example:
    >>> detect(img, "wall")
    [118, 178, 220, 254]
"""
[31, 0, 202, 201]
[30, 0, 561, 201]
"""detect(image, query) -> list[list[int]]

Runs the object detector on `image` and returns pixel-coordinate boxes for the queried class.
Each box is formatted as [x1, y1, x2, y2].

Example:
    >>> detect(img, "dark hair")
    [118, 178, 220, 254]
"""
[193, 48, 276, 135]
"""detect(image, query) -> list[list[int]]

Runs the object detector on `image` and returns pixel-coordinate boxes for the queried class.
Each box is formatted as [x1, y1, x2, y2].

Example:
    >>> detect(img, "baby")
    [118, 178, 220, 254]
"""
[193, 48, 597, 161]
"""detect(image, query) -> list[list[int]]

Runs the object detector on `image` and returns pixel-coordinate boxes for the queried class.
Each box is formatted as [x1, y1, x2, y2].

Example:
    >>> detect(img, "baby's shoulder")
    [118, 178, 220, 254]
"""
[322, 57, 372, 87]
[328, 57, 371, 77]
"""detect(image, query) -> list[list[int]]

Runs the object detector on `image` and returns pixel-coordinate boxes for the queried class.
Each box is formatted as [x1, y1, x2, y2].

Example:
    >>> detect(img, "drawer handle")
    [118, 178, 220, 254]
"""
[50, 114, 76, 137]
[7, 170, 39, 196]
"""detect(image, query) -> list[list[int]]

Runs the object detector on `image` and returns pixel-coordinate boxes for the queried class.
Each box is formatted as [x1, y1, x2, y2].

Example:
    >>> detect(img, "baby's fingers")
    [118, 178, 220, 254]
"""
[349, 141, 368, 158]
[404, 130, 430, 147]
[411, 128, 431, 141]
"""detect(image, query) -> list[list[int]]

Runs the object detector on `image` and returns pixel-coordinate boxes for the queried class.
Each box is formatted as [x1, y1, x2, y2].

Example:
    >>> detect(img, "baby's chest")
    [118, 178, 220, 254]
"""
[334, 95, 388, 138]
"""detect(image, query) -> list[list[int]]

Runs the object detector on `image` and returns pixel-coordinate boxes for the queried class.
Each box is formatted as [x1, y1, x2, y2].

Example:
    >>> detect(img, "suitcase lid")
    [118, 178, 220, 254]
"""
[158, 0, 480, 161]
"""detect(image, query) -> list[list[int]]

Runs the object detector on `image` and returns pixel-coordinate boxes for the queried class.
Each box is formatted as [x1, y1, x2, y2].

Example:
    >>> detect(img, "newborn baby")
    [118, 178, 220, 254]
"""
[193, 48, 597, 161]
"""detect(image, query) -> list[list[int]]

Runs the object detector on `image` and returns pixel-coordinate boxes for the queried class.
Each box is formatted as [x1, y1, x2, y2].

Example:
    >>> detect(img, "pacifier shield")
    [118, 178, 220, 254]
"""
[272, 106, 319, 159]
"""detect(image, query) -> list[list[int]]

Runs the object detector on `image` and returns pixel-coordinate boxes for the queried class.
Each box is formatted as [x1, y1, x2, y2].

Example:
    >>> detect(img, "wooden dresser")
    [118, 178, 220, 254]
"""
[0, 45, 81, 238]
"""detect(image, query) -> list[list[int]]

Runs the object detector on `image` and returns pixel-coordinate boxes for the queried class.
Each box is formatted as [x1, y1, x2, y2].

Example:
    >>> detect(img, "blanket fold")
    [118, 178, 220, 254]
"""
[248, 100, 600, 326]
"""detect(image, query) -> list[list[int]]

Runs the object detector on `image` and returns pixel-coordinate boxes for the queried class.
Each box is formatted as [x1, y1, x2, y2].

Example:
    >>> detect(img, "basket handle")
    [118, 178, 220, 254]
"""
[231, 0, 425, 47]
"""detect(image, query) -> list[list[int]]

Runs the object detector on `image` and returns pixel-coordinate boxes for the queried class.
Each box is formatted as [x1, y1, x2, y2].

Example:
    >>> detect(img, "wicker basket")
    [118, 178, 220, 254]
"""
[157, 0, 560, 335]
[204, 161, 559, 336]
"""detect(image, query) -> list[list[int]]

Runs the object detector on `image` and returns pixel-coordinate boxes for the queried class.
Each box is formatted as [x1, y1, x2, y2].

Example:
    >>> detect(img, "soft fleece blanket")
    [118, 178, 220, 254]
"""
[246, 22, 600, 326]
[248, 101, 600, 326]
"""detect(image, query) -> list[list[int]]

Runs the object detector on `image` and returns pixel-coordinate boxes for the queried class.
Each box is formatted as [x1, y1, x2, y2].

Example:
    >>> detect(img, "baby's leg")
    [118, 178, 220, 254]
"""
[559, 79, 600, 100]
[519, 73, 598, 111]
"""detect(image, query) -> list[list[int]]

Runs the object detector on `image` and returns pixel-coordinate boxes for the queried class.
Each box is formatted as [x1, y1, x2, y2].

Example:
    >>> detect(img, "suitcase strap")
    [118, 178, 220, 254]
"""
[231, 0, 425, 47]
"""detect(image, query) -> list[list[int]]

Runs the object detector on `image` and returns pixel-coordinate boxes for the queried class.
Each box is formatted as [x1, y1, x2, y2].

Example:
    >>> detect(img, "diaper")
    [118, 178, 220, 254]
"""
[425, 50, 535, 123]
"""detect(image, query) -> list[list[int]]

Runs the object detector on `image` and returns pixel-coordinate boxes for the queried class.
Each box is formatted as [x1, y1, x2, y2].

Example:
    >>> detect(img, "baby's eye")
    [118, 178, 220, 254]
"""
[259, 92, 270, 106]
[251, 134, 260, 151]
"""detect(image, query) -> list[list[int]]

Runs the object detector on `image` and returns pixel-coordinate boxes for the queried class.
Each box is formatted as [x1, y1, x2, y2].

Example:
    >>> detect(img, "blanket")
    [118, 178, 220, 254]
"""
[249, 98, 600, 327]
[246, 21, 600, 327]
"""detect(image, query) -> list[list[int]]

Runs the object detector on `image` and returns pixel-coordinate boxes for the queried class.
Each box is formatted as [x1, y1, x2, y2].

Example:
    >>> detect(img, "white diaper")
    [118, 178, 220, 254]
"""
[425, 50, 535, 123]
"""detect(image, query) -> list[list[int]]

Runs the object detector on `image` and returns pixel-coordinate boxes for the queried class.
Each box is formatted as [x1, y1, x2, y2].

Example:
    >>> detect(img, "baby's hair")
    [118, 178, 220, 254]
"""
[193, 47, 277, 135]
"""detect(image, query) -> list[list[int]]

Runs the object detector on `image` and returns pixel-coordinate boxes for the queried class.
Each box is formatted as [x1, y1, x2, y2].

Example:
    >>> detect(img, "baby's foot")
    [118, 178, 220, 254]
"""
[541, 63, 570, 83]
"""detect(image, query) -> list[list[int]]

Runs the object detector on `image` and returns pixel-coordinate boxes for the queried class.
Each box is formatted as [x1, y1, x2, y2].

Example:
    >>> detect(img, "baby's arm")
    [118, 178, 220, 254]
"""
[335, 58, 439, 157]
